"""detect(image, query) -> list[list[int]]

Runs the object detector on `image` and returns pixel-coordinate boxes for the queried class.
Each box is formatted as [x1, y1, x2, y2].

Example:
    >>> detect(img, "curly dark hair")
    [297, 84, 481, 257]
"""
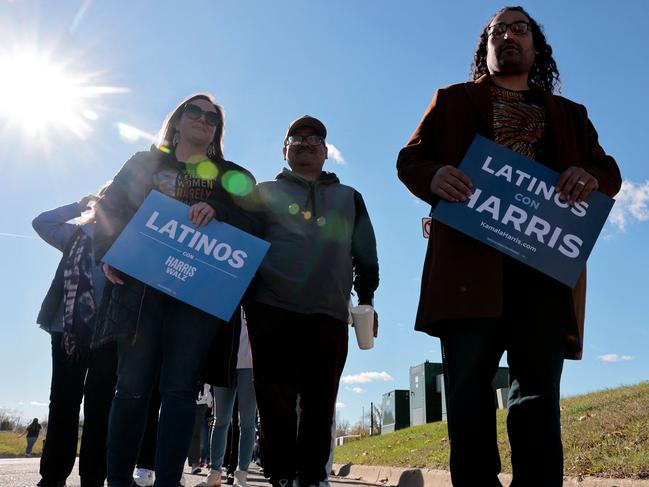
[470, 6, 561, 93]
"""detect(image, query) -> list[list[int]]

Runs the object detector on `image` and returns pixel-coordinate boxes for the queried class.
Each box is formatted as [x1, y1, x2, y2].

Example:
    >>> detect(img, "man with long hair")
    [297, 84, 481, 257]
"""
[397, 6, 621, 486]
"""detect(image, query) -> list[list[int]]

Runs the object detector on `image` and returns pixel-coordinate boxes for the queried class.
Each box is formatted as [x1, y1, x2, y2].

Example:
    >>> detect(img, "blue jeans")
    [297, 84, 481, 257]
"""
[200, 414, 210, 461]
[26, 436, 38, 455]
[210, 368, 256, 471]
[106, 288, 222, 487]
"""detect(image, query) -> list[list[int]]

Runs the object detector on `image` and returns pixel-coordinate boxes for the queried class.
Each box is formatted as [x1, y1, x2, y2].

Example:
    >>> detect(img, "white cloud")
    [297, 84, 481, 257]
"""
[345, 386, 365, 394]
[116, 122, 156, 145]
[30, 401, 48, 407]
[335, 402, 346, 409]
[326, 143, 346, 165]
[597, 354, 635, 363]
[341, 371, 394, 385]
[609, 180, 649, 231]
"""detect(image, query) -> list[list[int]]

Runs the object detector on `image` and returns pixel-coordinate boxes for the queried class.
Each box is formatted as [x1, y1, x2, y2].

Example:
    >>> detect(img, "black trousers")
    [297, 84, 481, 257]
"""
[40, 333, 118, 487]
[136, 386, 160, 471]
[440, 315, 565, 487]
[246, 302, 348, 487]
[224, 397, 240, 474]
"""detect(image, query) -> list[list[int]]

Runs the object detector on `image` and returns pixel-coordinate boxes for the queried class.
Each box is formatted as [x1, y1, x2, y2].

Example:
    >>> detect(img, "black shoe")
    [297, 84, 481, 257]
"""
[225, 473, 234, 485]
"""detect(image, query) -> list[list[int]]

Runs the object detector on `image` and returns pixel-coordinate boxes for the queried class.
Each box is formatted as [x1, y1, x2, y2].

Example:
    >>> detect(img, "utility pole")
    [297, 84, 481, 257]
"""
[370, 401, 374, 436]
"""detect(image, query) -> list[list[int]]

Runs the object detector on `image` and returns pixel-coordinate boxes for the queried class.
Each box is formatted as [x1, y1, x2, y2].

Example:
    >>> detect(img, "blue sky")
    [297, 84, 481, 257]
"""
[0, 0, 647, 428]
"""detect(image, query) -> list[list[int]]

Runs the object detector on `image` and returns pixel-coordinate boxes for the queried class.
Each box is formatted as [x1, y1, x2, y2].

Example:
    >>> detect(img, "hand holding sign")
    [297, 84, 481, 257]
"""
[555, 166, 599, 204]
[188, 202, 216, 227]
[102, 263, 124, 285]
[430, 165, 474, 202]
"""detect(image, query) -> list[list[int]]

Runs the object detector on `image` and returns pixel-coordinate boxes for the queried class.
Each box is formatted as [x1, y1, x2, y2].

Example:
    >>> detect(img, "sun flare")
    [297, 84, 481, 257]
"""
[0, 48, 128, 141]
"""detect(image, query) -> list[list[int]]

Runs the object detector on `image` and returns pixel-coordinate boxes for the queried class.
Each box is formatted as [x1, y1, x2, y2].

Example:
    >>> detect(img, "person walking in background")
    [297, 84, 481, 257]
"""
[93, 93, 256, 487]
[188, 382, 213, 475]
[200, 311, 256, 487]
[245, 115, 379, 487]
[397, 6, 621, 486]
[33, 186, 116, 487]
[19, 418, 42, 456]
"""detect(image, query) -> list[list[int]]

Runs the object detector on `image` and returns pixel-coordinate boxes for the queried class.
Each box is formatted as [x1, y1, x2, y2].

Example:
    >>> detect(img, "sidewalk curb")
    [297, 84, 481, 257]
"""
[331, 463, 649, 487]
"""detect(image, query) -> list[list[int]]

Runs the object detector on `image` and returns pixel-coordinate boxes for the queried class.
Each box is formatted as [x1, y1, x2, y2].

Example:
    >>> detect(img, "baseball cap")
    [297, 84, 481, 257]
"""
[284, 115, 327, 143]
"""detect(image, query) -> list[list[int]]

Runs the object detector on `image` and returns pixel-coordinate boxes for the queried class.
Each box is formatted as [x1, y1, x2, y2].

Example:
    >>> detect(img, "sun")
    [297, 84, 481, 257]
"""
[0, 48, 128, 142]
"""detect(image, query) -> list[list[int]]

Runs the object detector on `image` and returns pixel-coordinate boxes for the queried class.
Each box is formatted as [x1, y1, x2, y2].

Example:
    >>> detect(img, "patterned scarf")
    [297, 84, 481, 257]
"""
[62, 229, 96, 359]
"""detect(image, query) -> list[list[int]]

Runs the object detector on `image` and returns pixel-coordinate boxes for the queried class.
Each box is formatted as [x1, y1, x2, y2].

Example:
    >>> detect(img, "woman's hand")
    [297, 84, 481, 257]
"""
[79, 194, 99, 212]
[188, 202, 216, 227]
[102, 263, 124, 285]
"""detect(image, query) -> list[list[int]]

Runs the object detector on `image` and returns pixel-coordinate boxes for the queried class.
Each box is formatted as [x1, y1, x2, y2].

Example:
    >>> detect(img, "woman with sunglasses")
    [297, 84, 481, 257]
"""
[92, 93, 256, 487]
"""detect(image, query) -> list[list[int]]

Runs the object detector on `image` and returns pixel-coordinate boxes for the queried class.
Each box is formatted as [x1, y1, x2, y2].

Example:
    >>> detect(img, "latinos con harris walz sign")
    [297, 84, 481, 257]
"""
[432, 135, 615, 287]
[103, 190, 270, 321]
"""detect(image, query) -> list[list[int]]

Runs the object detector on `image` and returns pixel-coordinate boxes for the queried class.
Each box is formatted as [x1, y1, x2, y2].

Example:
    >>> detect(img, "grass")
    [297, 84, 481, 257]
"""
[334, 382, 649, 478]
[0, 431, 44, 457]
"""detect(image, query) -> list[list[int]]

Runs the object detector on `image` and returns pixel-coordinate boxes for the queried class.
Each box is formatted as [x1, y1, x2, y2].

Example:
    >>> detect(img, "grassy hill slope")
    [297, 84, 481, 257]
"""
[334, 382, 649, 478]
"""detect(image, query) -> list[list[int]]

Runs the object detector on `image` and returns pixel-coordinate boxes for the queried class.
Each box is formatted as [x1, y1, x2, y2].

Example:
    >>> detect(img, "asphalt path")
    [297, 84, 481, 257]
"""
[0, 458, 381, 487]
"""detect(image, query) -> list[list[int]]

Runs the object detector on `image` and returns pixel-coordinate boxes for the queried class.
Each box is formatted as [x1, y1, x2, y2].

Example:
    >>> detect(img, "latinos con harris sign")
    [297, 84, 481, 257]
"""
[103, 190, 270, 321]
[432, 135, 615, 288]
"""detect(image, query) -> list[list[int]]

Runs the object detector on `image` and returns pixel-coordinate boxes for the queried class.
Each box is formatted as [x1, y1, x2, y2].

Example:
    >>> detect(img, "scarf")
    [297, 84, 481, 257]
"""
[62, 229, 96, 359]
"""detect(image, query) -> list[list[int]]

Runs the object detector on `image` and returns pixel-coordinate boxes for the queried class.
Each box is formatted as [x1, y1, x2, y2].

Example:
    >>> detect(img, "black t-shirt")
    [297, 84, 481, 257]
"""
[26, 423, 41, 438]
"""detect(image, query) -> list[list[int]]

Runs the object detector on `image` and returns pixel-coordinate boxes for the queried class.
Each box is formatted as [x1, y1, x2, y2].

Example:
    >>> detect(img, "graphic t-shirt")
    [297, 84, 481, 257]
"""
[153, 159, 218, 205]
[490, 83, 546, 162]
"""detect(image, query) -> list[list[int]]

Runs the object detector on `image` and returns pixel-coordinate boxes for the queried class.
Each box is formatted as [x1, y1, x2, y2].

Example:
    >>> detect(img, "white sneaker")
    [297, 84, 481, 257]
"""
[196, 469, 221, 487]
[233, 470, 248, 487]
[133, 467, 155, 487]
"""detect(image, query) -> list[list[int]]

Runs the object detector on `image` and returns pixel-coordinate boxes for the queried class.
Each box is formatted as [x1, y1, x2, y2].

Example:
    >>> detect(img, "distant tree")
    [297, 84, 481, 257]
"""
[0, 408, 20, 431]
[335, 411, 351, 437]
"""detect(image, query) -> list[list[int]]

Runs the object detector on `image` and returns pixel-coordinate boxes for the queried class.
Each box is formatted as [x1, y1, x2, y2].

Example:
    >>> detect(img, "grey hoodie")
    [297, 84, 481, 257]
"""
[253, 168, 379, 322]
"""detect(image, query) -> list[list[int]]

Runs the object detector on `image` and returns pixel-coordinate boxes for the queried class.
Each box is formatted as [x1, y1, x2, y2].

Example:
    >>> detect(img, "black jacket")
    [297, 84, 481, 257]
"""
[91, 146, 256, 385]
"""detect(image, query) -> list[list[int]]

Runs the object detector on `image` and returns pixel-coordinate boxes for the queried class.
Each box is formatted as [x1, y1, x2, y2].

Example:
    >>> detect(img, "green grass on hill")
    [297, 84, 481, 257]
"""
[334, 382, 649, 478]
[0, 431, 44, 457]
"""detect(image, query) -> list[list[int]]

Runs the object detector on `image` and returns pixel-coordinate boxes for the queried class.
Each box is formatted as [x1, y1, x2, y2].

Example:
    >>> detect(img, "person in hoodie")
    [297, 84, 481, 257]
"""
[245, 115, 379, 487]
[93, 93, 255, 487]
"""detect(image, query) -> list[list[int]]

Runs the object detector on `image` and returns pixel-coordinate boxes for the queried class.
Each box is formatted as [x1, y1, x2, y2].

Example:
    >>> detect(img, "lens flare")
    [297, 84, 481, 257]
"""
[288, 203, 300, 215]
[196, 160, 218, 180]
[222, 170, 253, 196]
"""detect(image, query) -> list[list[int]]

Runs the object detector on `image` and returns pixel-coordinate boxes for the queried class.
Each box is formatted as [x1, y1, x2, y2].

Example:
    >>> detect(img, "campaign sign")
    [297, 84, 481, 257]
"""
[103, 190, 270, 321]
[432, 135, 615, 287]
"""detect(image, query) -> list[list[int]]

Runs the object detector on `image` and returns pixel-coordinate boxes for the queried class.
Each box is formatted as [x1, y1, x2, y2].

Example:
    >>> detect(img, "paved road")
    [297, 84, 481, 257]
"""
[0, 458, 381, 487]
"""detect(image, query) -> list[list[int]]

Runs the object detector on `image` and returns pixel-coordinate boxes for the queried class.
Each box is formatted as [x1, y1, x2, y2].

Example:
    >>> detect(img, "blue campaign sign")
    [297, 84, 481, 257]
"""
[102, 190, 270, 321]
[432, 135, 615, 287]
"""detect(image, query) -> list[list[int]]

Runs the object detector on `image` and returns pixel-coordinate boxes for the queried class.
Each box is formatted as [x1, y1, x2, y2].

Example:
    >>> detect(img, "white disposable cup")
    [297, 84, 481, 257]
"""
[351, 305, 374, 350]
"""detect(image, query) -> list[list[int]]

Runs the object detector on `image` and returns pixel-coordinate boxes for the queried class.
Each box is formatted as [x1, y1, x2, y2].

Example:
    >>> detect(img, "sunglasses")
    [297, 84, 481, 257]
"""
[182, 104, 220, 127]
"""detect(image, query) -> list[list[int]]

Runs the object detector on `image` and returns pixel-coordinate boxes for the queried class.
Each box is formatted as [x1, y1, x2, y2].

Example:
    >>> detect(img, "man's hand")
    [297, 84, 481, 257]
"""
[102, 264, 124, 285]
[189, 202, 216, 227]
[430, 165, 473, 202]
[373, 311, 379, 338]
[79, 194, 99, 212]
[555, 167, 599, 204]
